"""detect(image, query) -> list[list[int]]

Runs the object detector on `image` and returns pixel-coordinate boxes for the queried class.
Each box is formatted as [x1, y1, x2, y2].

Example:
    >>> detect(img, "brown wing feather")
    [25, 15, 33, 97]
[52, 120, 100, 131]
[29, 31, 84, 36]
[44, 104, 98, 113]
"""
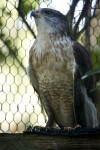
[72, 41, 97, 127]
[73, 41, 96, 103]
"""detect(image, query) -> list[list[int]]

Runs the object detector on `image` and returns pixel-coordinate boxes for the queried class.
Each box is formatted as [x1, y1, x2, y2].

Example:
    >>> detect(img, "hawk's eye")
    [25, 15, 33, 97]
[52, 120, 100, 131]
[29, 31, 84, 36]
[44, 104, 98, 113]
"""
[45, 11, 53, 16]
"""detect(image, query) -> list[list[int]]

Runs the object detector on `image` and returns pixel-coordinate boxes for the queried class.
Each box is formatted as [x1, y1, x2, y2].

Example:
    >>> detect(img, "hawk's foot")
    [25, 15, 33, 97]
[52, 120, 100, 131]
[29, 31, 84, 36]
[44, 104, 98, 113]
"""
[32, 126, 60, 134]
[34, 126, 48, 131]
[25, 125, 51, 133]
[61, 124, 81, 132]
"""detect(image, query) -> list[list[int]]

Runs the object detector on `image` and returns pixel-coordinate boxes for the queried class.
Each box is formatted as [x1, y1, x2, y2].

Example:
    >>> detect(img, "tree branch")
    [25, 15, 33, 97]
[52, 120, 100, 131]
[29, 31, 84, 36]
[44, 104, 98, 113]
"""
[17, 0, 36, 39]
[66, 0, 79, 32]
[76, 24, 87, 39]
[93, 0, 100, 17]
[73, 0, 91, 36]
[1, 37, 26, 71]
[6, 0, 37, 39]
[17, 8, 36, 39]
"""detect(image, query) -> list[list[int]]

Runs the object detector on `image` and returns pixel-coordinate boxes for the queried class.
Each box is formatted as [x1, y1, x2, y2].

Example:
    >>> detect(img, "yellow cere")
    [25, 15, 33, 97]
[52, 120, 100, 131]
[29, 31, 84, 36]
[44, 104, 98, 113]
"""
[35, 10, 49, 19]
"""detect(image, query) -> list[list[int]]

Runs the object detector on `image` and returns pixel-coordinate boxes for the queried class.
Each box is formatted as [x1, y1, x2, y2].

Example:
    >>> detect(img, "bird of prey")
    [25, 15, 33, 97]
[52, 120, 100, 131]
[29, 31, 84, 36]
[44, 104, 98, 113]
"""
[27, 8, 98, 128]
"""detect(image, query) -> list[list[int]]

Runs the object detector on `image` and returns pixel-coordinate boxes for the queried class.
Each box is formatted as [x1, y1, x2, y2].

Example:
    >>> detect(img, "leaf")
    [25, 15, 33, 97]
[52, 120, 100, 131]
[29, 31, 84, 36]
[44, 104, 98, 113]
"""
[5, 11, 11, 16]
[19, 0, 48, 17]
[82, 67, 100, 79]
[0, 20, 4, 27]
[5, 39, 12, 47]
[19, 0, 38, 17]
[91, 85, 100, 92]
[0, 33, 5, 38]
[0, 50, 5, 63]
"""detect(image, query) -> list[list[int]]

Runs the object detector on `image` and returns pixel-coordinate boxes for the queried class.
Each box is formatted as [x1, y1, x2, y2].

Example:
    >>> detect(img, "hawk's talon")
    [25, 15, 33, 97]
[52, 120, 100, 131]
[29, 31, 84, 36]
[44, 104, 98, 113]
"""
[73, 124, 81, 129]
[61, 124, 81, 132]
[33, 126, 51, 132]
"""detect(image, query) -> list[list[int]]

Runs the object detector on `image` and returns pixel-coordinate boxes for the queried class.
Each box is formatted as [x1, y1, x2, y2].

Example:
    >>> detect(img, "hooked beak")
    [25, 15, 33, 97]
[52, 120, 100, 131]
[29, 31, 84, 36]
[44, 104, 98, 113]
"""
[31, 10, 39, 18]
[31, 10, 48, 19]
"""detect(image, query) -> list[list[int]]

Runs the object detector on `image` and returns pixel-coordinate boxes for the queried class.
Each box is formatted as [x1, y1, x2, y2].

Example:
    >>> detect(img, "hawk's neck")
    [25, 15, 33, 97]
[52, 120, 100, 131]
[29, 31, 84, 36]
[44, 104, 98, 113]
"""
[34, 33, 74, 58]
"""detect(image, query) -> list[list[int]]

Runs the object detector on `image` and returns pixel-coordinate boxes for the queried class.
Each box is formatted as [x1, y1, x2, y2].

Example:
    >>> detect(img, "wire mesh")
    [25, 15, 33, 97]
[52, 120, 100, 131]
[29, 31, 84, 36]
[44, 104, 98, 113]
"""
[0, 0, 100, 133]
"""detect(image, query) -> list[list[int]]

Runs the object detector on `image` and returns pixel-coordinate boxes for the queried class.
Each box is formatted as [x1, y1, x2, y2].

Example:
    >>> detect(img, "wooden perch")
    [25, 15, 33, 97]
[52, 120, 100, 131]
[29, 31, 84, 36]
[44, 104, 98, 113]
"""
[0, 133, 100, 150]
[0, 127, 100, 150]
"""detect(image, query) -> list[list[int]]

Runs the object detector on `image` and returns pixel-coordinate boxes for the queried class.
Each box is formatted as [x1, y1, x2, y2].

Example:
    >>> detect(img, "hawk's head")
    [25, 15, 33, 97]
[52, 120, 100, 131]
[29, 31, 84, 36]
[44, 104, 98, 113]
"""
[31, 8, 70, 35]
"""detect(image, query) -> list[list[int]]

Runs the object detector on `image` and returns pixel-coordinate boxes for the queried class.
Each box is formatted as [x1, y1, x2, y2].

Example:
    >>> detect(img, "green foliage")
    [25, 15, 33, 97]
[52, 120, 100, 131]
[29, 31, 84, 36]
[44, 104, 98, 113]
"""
[19, 0, 38, 17]
[92, 36, 100, 69]
[91, 85, 100, 92]
[98, 36, 100, 45]
[5, 10, 11, 17]
[0, 33, 5, 38]
[0, 50, 5, 63]
[82, 67, 100, 79]
[0, 21, 4, 28]
[82, 67, 100, 91]
[19, 0, 48, 17]
[5, 39, 11, 46]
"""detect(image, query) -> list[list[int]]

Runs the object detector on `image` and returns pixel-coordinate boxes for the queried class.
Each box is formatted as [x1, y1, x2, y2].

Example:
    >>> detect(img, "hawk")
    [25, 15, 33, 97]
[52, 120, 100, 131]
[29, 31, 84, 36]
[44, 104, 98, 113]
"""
[27, 8, 98, 128]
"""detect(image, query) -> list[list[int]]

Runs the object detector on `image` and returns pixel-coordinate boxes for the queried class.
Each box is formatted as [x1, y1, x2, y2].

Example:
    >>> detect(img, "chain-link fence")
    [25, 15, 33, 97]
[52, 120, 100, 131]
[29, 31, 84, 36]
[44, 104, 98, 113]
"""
[0, 0, 100, 133]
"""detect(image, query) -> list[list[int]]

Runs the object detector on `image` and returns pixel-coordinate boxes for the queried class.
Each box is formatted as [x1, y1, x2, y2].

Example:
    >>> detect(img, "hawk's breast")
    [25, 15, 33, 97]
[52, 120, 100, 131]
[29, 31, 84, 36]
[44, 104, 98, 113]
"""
[31, 34, 76, 126]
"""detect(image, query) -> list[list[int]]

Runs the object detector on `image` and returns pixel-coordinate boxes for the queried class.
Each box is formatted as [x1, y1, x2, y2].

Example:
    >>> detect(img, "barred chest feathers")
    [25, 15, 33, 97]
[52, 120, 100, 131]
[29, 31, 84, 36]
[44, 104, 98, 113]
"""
[30, 33, 76, 126]
[31, 34, 75, 78]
